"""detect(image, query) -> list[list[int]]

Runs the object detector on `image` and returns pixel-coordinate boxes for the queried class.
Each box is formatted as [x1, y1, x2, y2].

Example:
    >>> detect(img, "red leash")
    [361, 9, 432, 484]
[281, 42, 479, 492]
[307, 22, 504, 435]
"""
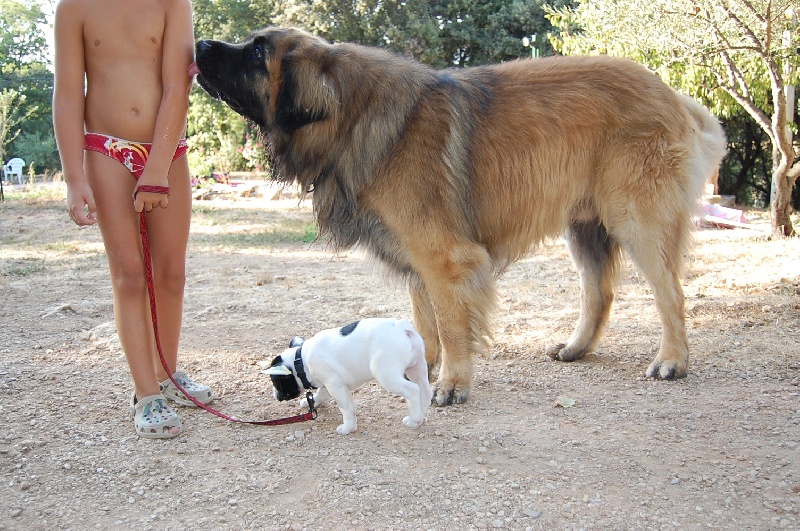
[136, 185, 316, 425]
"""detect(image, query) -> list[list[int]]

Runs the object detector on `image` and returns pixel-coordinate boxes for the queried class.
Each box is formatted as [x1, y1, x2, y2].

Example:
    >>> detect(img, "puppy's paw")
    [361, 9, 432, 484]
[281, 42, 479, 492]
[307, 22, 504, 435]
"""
[336, 423, 357, 435]
[402, 416, 424, 429]
[299, 397, 309, 408]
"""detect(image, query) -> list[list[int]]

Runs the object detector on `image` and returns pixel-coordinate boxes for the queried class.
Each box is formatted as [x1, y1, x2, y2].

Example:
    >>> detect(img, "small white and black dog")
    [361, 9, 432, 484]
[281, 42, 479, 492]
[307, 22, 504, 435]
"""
[263, 318, 433, 435]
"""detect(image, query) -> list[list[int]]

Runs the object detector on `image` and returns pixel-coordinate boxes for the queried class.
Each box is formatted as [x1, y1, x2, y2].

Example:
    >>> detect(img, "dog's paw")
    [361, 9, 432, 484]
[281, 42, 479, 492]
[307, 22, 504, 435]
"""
[546, 342, 588, 362]
[645, 356, 688, 380]
[336, 423, 357, 435]
[402, 416, 424, 429]
[431, 380, 469, 406]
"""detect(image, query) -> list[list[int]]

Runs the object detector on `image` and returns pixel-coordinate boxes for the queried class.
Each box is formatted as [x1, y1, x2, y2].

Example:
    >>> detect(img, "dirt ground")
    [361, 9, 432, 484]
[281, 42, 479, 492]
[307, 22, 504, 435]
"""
[1, 183, 799, 530]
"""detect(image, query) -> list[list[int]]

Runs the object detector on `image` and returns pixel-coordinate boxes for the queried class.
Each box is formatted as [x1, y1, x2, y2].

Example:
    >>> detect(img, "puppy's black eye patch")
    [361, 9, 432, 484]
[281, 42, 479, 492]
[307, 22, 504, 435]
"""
[339, 321, 360, 336]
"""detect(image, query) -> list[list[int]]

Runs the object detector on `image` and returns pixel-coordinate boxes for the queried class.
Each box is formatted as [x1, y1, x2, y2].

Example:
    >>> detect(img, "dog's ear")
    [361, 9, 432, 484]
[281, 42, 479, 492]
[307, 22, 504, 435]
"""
[260, 355, 293, 376]
[275, 45, 338, 131]
[262, 365, 293, 376]
[289, 336, 305, 348]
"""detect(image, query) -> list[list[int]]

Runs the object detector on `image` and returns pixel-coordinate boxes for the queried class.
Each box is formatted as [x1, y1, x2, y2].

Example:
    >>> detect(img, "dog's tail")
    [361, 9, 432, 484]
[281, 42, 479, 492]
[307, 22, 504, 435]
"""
[397, 319, 425, 362]
[680, 93, 728, 201]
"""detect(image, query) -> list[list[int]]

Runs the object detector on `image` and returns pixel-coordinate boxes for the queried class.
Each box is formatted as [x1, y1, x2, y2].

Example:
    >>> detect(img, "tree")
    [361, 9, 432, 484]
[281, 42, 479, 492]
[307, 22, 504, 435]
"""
[274, 0, 569, 67]
[0, 0, 54, 173]
[0, 89, 36, 169]
[547, 0, 800, 236]
[189, 0, 276, 175]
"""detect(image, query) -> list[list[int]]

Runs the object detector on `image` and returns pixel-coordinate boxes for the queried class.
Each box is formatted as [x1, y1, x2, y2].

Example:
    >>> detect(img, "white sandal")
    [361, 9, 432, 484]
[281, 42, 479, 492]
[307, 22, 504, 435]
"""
[159, 370, 215, 407]
[130, 394, 183, 439]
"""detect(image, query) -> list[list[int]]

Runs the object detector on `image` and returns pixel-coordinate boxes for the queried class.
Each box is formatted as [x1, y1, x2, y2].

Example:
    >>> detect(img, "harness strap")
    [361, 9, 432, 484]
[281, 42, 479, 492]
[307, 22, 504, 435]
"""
[294, 346, 317, 390]
[137, 189, 316, 425]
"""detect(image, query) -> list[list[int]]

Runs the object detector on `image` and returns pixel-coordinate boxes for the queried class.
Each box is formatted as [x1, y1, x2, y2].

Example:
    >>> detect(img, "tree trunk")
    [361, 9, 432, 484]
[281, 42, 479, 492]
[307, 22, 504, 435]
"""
[770, 155, 796, 237]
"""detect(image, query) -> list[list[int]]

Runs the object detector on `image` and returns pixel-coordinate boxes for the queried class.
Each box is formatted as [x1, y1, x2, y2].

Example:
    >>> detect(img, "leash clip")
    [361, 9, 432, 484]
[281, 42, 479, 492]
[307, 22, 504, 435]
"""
[305, 391, 318, 419]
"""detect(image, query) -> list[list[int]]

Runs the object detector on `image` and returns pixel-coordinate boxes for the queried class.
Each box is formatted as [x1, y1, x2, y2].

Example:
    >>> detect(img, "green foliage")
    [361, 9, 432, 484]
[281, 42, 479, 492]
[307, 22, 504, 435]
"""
[0, 0, 49, 71]
[545, 0, 797, 116]
[274, 0, 567, 67]
[0, 0, 53, 170]
[192, 0, 274, 41]
[187, 91, 248, 177]
[188, 0, 276, 175]
[14, 129, 58, 174]
[0, 88, 37, 165]
[546, 0, 800, 214]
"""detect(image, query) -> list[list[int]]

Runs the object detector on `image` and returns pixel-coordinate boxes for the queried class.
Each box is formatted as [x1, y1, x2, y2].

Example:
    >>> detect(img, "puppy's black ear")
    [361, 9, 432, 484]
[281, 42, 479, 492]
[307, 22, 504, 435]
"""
[269, 355, 284, 367]
[276, 45, 337, 131]
[289, 336, 305, 348]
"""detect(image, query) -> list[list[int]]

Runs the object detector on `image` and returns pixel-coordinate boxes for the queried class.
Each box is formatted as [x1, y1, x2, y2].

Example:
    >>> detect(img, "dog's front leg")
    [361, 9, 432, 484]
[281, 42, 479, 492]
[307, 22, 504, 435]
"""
[323, 381, 358, 435]
[416, 242, 496, 406]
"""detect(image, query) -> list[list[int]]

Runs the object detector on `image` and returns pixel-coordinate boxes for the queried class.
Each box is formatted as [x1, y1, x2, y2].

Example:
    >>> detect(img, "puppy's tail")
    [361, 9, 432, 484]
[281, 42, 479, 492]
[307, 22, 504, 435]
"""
[398, 319, 425, 362]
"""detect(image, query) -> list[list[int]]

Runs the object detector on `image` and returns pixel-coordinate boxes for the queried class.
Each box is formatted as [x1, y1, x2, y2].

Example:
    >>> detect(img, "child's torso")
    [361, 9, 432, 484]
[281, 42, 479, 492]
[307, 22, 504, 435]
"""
[82, 0, 168, 141]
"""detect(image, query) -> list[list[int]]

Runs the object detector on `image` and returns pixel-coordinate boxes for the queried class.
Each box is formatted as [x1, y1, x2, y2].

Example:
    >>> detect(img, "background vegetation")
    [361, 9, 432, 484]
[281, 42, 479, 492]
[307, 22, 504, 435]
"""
[1, 0, 798, 233]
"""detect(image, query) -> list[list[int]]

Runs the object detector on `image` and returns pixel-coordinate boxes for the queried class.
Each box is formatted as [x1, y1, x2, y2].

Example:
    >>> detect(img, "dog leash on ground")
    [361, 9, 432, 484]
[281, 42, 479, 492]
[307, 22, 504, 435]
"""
[136, 185, 317, 425]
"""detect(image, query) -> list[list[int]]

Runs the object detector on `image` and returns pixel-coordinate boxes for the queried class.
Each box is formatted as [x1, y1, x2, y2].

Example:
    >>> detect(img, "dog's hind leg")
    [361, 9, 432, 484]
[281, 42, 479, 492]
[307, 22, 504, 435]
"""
[378, 369, 429, 429]
[404, 358, 433, 424]
[621, 217, 691, 380]
[548, 220, 621, 362]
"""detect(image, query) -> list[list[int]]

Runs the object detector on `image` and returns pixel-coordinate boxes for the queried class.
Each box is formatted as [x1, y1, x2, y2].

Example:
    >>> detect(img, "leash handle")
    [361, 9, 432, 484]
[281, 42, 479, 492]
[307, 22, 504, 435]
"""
[138, 200, 316, 426]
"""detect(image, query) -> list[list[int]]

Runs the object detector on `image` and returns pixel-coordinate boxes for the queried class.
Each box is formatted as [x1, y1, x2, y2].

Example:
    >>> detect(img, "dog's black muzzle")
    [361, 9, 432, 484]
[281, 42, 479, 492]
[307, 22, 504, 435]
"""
[270, 373, 302, 402]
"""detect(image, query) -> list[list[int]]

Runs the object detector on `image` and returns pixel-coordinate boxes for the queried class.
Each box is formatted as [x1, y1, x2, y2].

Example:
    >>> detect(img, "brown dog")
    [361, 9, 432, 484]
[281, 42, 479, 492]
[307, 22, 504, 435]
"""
[194, 27, 727, 405]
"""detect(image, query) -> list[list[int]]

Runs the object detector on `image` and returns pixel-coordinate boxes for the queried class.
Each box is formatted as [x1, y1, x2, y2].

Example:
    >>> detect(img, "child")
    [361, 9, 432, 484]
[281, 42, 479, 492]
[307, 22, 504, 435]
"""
[53, 0, 214, 438]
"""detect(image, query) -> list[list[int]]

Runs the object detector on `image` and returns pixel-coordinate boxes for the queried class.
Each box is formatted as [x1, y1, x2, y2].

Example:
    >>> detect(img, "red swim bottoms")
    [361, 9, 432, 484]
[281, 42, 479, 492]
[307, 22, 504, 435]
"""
[84, 132, 189, 179]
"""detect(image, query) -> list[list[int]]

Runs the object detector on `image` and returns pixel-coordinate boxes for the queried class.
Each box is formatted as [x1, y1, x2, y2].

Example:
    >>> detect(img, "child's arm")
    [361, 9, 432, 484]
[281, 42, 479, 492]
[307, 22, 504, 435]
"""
[133, 0, 195, 213]
[53, 0, 97, 226]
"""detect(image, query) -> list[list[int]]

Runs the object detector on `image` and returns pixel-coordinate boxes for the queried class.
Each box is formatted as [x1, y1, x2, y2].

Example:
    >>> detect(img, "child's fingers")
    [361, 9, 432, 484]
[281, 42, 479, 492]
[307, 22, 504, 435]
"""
[133, 191, 169, 212]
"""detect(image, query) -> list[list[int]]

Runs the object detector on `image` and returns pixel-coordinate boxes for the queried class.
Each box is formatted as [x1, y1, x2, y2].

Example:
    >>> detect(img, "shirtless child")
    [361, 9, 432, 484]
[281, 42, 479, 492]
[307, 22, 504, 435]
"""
[53, 0, 214, 438]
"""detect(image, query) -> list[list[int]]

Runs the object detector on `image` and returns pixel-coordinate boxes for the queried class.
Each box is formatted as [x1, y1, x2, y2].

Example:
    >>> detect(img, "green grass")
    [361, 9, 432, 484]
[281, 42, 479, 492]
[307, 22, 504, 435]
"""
[190, 203, 318, 247]
[190, 219, 318, 247]
[1, 184, 67, 203]
[3, 257, 46, 277]
[2, 187, 318, 250]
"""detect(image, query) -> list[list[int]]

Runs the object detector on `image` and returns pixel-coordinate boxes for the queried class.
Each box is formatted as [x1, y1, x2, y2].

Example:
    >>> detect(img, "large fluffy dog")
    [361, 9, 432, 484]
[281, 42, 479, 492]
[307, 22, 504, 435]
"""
[194, 27, 727, 406]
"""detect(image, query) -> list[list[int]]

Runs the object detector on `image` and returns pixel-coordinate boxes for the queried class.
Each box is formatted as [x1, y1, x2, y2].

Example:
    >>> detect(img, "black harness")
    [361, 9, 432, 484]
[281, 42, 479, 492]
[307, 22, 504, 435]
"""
[294, 345, 316, 390]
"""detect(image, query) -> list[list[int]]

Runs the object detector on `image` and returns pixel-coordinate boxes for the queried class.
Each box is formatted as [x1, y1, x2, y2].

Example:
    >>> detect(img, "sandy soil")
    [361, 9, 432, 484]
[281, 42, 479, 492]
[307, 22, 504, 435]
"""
[1, 185, 799, 530]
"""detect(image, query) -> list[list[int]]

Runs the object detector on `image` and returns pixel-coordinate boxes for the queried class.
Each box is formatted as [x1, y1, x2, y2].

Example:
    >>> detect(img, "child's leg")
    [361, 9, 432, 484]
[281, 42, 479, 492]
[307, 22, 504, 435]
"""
[144, 155, 192, 381]
[85, 151, 161, 399]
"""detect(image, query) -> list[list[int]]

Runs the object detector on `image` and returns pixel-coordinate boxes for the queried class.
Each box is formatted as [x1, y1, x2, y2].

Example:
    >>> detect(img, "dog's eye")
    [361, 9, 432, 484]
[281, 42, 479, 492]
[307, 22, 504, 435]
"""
[246, 44, 265, 66]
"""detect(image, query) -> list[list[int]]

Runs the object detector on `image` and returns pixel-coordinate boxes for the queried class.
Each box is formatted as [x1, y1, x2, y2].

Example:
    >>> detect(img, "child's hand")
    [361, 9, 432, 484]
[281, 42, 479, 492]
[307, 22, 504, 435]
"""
[133, 179, 170, 212]
[66, 179, 98, 226]
[133, 188, 170, 212]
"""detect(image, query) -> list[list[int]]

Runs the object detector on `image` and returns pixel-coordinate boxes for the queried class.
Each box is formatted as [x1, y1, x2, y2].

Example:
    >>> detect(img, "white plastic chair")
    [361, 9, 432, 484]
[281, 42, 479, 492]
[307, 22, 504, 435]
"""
[3, 158, 25, 184]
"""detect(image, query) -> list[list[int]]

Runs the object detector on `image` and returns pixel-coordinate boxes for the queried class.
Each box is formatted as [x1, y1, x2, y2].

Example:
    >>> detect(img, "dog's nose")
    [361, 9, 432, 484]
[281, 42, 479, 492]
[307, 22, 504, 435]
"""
[196, 40, 213, 55]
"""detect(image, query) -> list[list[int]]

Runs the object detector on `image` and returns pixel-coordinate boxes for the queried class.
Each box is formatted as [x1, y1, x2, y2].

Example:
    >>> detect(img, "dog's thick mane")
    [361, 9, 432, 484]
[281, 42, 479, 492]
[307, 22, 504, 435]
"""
[263, 32, 492, 263]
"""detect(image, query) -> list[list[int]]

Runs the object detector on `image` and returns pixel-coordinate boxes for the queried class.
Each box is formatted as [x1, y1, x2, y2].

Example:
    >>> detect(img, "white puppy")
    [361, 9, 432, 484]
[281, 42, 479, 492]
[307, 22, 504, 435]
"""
[263, 318, 433, 435]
